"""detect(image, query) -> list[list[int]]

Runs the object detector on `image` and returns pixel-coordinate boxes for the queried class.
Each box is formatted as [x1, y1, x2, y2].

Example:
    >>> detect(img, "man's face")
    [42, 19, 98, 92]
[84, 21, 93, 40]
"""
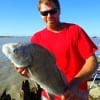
[39, 3, 60, 28]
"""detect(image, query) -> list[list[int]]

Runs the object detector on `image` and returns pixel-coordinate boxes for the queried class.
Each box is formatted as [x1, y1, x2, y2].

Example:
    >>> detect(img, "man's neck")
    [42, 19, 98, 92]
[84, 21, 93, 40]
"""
[47, 23, 65, 33]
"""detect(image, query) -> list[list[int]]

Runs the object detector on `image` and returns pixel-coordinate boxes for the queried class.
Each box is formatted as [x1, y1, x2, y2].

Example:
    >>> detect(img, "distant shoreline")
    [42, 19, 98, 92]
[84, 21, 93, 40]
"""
[92, 36, 100, 38]
[0, 36, 99, 38]
[0, 36, 31, 38]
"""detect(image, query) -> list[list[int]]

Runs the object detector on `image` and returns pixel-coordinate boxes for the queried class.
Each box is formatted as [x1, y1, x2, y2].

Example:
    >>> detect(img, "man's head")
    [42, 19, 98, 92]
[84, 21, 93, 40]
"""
[38, 0, 61, 28]
[38, 0, 60, 12]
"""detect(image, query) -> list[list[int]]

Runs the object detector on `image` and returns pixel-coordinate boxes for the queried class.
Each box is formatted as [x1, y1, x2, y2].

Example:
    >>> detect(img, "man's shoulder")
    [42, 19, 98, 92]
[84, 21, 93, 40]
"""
[65, 23, 82, 29]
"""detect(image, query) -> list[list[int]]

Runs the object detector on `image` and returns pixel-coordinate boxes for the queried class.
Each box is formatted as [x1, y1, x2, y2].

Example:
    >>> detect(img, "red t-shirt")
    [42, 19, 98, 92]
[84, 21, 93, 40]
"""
[30, 23, 97, 99]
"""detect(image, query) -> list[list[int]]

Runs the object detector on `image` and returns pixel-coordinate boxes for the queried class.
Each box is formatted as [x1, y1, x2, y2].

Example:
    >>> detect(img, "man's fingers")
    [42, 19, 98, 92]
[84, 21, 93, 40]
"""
[15, 67, 29, 77]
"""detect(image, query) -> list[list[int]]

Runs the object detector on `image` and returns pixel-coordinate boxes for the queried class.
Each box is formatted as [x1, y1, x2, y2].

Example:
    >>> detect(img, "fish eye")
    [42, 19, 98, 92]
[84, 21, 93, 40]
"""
[13, 49, 17, 54]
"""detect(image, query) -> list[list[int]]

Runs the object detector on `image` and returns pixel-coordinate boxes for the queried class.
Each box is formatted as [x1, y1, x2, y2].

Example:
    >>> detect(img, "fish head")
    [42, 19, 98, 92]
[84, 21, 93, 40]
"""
[2, 43, 32, 68]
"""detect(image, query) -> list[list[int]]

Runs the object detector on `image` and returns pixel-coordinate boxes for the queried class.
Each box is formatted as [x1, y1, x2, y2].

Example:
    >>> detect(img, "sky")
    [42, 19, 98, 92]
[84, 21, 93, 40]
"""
[0, 0, 100, 37]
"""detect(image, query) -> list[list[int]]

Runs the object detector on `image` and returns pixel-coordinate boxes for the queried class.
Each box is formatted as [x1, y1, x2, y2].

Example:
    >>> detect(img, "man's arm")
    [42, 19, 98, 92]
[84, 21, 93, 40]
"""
[70, 54, 98, 87]
[61, 55, 98, 100]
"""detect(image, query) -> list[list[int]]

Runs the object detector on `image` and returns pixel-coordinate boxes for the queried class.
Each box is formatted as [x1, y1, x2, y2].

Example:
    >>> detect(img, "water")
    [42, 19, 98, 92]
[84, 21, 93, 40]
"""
[0, 36, 100, 98]
[0, 36, 30, 98]
[91, 37, 100, 57]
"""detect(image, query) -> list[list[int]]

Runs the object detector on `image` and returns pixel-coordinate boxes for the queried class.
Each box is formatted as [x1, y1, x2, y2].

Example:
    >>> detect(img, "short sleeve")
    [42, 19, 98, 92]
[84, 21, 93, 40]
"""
[77, 27, 97, 59]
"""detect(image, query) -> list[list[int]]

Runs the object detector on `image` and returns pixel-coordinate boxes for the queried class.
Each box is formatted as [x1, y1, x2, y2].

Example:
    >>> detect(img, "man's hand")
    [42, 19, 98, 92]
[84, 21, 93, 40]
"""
[61, 79, 81, 100]
[15, 67, 29, 78]
[61, 89, 81, 100]
[11, 61, 29, 77]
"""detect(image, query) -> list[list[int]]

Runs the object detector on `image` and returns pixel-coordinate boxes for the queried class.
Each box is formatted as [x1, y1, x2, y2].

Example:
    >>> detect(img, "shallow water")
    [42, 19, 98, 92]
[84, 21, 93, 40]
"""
[0, 37, 30, 98]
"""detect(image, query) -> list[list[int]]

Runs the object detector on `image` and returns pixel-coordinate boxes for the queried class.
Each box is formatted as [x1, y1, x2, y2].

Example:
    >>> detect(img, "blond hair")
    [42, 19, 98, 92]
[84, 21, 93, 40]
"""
[38, 0, 60, 11]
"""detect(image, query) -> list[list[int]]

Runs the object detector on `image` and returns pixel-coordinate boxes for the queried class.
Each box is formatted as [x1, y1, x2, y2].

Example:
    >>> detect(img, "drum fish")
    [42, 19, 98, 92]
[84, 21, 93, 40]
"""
[2, 43, 68, 96]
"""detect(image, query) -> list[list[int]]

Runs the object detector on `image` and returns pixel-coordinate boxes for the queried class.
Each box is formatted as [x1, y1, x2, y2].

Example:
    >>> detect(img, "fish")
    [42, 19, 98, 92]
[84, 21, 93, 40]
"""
[2, 42, 68, 96]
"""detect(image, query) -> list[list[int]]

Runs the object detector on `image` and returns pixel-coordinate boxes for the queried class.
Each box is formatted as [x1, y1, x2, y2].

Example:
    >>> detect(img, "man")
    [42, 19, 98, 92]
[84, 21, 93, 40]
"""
[16, 0, 98, 99]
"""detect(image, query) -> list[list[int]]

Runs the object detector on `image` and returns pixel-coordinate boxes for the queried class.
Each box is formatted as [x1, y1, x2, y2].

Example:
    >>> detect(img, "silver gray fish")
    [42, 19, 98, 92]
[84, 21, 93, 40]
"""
[2, 43, 68, 96]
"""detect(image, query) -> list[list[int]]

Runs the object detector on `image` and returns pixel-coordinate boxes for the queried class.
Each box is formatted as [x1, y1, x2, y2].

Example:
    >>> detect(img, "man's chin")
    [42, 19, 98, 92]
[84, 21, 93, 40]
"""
[47, 22, 56, 26]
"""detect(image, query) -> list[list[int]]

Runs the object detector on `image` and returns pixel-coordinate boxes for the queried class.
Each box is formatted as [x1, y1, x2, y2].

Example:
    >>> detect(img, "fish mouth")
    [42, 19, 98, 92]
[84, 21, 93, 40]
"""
[14, 63, 30, 68]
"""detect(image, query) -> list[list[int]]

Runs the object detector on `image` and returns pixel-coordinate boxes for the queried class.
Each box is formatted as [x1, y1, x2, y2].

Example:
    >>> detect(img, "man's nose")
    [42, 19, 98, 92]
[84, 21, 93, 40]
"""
[47, 13, 52, 17]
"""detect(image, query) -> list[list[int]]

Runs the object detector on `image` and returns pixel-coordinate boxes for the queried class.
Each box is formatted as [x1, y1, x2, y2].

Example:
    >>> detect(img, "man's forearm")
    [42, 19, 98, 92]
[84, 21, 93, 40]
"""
[70, 55, 98, 88]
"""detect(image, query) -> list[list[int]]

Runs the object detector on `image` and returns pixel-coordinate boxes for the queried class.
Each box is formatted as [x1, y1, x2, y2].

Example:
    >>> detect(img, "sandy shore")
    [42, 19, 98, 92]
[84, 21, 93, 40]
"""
[88, 80, 100, 100]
